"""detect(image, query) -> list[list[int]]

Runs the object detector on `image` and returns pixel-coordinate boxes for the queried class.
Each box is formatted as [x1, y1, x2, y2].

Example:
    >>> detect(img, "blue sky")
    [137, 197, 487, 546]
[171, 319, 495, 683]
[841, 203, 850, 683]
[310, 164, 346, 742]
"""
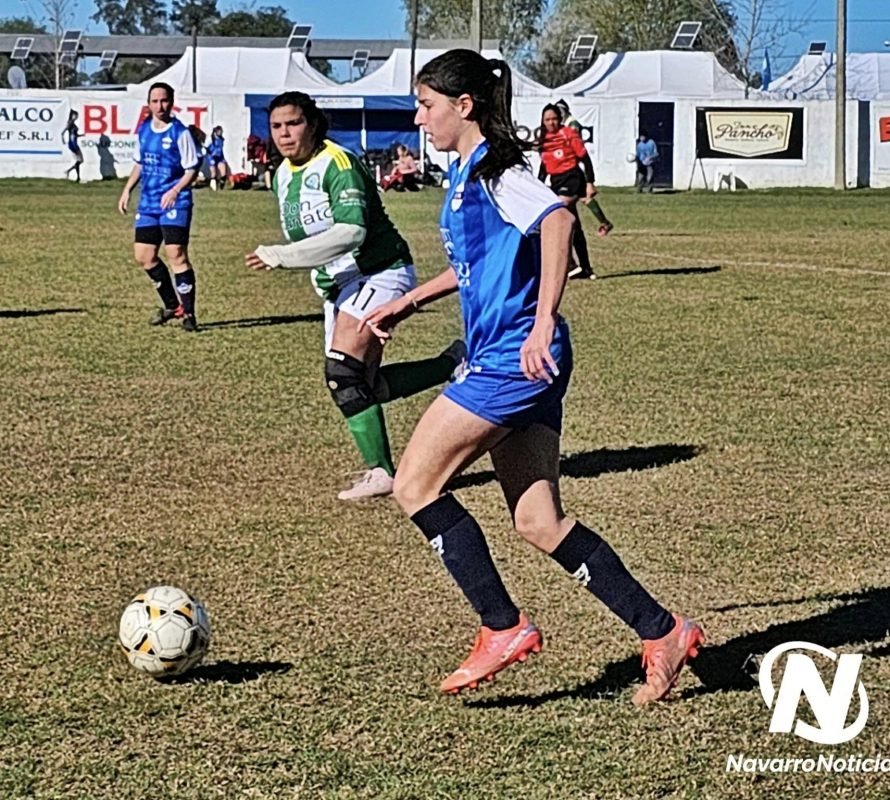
[4, 0, 889, 71]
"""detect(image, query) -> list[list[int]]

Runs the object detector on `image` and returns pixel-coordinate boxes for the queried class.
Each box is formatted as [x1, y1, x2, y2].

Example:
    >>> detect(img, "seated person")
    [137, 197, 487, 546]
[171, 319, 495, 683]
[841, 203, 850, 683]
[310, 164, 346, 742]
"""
[381, 144, 419, 191]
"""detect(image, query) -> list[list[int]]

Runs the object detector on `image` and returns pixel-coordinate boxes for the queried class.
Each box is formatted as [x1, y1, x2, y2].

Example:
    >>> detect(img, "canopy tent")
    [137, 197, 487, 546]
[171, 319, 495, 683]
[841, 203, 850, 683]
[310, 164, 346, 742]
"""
[136, 46, 336, 94]
[328, 47, 549, 98]
[764, 52, 890, 100]
[553, 50, 746, 99]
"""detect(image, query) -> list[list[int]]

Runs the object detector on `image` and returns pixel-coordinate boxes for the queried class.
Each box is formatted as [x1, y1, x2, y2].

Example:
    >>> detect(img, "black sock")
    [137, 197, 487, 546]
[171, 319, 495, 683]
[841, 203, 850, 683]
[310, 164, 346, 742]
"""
[570, 207, 592, 271]
[174, 268, 196, 316]
[550, 522, 675, 640]
[586, 199, 608, 225]
[146, 262, 179, 310]
[411, 494, 520, 630]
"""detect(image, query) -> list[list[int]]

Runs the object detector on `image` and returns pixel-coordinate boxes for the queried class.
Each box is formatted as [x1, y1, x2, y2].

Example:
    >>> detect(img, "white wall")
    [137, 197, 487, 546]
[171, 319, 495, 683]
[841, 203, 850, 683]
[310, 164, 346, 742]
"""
[0, 89, 249, 182]
[871, 102, 890, 188]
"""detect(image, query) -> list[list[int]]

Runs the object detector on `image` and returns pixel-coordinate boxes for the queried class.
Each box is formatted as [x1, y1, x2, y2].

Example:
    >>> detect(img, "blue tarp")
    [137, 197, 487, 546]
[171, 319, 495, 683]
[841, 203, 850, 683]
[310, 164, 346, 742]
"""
[244, 94, 419, 154]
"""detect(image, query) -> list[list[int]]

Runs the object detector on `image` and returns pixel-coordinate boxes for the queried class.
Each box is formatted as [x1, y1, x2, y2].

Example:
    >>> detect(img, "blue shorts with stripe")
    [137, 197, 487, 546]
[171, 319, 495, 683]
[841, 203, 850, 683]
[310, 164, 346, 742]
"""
[443, 340, 573, 434]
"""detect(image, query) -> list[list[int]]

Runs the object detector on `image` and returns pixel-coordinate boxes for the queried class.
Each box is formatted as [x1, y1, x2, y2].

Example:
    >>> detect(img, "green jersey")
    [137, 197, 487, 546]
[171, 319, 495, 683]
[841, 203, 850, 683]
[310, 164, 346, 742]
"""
[272, 140, 412, 300]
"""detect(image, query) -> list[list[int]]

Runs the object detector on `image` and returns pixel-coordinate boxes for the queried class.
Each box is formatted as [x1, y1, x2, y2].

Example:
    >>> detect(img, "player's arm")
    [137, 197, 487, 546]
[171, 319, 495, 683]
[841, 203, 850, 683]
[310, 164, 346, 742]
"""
[248, 158, 369, 270]
[118, 163, 142, 215]
[160, 128, 200, 210]
[358, 268, 458, 341]
[247, 224, 366, 270]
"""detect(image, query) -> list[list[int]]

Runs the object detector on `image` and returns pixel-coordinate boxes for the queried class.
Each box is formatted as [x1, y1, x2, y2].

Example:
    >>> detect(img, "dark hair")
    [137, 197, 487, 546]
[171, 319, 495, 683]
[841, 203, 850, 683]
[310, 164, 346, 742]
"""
[267, 91, 329, 152]
[147, 82, 174, 102]
[416, 49, 527, 182]
[555, 99, 570, 113]
[536, 103, 562, 149]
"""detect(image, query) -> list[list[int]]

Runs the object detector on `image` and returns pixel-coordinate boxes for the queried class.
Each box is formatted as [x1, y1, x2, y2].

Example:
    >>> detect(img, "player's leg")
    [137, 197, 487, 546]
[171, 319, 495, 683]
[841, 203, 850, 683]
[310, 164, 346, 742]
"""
[218, 161, 228, 186]
[135, 219, 181, 325]
[566, 198, 594, 278]
[209, 162, 218, 191]
[161, 210, 197, 331]
[395, 395, 540, 692]
[492, 422, 704, 704]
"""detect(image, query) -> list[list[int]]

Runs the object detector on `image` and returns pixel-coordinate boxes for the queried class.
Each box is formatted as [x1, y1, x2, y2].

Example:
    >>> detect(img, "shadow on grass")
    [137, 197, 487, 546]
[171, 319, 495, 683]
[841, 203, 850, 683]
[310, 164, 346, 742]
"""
[164, 660, 293, 685]
[0, 308, 85, 318]
[201, 314, 324, 329]
[599, 266, 721, 280]
[447, 443, 702, 491]
[465, 586, 890, 709]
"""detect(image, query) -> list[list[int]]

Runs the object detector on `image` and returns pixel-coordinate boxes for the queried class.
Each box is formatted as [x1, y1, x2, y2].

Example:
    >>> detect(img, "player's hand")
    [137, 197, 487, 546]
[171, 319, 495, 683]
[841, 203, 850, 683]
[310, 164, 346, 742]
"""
[582, 183, 597, 204]
[118, 191, 129, 215]
[358, 295, 415, 344]
[245, 252, 272, 271]
[160, 188, 179, 210]
[520, 315, 559, 383]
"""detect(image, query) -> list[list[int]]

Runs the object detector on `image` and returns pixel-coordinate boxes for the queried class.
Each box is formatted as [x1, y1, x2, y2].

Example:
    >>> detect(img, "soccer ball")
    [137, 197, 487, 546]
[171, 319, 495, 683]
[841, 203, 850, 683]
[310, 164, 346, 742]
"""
[119, 586, 211, 678]
[626, 153, 637, 163]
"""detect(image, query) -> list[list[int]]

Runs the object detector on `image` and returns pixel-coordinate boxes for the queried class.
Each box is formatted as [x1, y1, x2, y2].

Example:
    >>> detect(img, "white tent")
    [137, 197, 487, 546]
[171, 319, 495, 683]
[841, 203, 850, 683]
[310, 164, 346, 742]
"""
[764, 52, 890, 100]
[327, 47, 549, 97]
[554, 50, 746, 99]
[138, 47, 336, 94]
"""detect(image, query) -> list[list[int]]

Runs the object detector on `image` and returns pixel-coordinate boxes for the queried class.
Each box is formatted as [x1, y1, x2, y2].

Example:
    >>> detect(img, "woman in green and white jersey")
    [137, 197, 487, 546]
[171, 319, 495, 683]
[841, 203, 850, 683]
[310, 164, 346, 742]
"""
[246, 91, 463, 501]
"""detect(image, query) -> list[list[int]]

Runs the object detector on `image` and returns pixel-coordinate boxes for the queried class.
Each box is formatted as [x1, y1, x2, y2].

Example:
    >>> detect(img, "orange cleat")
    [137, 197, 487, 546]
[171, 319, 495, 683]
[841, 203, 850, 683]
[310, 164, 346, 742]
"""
[440, 613, 543, 695]
[632, 614, 705, 706]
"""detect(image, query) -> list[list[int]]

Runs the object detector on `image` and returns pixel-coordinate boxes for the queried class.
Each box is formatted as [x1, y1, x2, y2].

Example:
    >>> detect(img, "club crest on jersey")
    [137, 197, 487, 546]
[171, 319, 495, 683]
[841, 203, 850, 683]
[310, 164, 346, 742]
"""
[450, 183, 465, 212]
[305, 173, 321, 191]
[161, 135, 173, 150]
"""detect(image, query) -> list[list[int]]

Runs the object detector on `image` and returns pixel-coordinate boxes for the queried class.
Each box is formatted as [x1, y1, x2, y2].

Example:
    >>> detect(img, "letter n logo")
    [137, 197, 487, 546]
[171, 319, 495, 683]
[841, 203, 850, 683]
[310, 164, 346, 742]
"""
[758, 641, 868, 745]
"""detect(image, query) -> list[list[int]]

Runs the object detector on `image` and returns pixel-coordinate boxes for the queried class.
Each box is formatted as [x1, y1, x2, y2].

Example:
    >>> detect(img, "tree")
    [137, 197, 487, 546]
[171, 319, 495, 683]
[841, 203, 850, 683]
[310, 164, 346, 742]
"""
[214, 5, 291, 37]
[170, 0, 220, 35]
[0, 17, 54, 88]
[403, 0, 547, 59]
[691, 0, 811, 95]
[91, 0, 168, 35]
[525, 0, 738, 88]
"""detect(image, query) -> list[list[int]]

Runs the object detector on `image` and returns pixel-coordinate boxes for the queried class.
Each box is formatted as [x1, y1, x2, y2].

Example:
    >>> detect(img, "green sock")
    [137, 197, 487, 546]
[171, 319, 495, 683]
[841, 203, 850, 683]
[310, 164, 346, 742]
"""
[585, 199, 608, 225]
[377, 355, 455, 402]
[345, 404, 395, 475]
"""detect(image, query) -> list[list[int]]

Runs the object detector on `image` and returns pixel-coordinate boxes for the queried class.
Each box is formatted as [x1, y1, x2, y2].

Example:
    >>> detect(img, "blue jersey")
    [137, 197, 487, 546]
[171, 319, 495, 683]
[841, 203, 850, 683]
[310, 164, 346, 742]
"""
[134, 117, 198, 214]
[440, 141, 566, 376]
[208, 134, 225, 161]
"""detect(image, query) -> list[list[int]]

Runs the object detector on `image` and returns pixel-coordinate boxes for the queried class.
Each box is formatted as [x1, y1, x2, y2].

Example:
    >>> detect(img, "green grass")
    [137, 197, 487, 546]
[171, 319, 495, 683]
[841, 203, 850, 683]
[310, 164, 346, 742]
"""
[1, 180, 888, 799]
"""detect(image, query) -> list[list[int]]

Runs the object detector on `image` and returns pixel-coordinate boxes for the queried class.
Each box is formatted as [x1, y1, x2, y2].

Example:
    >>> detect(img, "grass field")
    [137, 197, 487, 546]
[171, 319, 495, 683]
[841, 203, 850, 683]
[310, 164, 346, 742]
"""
[1, 180, 888, 799]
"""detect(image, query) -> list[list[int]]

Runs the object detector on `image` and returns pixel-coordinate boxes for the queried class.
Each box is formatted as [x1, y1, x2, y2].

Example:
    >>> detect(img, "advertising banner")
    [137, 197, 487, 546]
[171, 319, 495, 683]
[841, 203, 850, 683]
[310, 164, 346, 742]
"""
[0, 97, 70, 157]
[695, 107, 805, 159]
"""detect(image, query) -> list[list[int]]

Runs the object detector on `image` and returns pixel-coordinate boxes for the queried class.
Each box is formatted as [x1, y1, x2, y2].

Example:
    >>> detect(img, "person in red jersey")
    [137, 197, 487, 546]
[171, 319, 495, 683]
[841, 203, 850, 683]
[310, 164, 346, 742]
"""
[536, 104, 613, 280]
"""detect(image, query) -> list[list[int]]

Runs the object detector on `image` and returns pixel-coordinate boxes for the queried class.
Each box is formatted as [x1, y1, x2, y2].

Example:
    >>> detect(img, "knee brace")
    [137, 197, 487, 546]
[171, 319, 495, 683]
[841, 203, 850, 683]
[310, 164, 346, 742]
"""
[324, 351, 376, 418]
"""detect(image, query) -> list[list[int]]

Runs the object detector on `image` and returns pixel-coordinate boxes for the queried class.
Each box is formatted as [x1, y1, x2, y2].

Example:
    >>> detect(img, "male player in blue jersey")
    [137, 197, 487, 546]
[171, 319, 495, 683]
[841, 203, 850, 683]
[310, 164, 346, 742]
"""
[118, 82, 201, 332]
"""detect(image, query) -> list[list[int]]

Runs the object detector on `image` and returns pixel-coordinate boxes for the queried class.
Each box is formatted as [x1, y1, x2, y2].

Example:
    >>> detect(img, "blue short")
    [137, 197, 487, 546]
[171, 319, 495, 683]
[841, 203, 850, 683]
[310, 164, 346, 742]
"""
[134, 207, 192, 246]
[443, 343, 573, 433]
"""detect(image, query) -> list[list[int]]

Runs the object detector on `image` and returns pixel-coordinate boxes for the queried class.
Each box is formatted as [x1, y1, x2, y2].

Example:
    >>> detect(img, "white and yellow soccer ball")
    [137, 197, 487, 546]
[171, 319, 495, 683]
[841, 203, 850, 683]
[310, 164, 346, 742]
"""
[119, 586, 211, 678]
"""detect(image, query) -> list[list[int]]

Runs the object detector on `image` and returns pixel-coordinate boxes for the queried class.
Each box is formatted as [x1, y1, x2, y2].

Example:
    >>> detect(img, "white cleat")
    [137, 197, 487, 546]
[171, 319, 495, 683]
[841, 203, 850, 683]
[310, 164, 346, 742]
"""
[337, 467, 394, 501]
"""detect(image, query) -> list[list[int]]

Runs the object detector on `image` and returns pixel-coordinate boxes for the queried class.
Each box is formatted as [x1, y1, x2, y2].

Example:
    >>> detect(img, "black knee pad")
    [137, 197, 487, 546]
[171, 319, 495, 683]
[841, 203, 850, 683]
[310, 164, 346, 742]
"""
[324, 351, 376, 418]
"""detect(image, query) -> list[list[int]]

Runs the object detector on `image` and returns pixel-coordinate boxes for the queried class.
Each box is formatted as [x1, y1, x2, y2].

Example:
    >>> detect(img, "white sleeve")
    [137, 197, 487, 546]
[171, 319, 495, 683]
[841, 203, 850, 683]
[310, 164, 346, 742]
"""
[132, 135, 141, 164]
[255, 223, 366, 269]
[177, 128, 198, 170]
[484, 166, 563, 235]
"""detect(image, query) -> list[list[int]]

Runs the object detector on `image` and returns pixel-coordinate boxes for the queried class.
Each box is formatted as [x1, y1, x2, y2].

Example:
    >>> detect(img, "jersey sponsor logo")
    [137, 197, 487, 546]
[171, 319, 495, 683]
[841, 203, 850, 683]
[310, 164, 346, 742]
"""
[450, 183, 465, 211]
[281, 198, 333, 232]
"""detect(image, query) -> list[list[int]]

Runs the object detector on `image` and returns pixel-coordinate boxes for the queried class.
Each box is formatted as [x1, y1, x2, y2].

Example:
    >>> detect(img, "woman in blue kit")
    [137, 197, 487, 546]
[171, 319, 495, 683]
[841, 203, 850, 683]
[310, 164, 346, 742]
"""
[63, 110, 84, 182]
[361, 49, 704, 703]
[118, 82, 201, 331]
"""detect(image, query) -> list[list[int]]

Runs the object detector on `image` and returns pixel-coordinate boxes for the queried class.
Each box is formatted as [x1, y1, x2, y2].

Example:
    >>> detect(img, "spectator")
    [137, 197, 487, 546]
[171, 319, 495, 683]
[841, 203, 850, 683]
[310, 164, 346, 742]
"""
[635, 130, 659, 193]
[381, 144, 420, 191]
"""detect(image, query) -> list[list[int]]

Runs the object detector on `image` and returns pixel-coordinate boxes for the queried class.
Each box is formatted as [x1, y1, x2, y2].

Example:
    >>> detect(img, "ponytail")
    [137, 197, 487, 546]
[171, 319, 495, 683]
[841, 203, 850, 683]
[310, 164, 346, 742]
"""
[416, 49, 529, 183]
